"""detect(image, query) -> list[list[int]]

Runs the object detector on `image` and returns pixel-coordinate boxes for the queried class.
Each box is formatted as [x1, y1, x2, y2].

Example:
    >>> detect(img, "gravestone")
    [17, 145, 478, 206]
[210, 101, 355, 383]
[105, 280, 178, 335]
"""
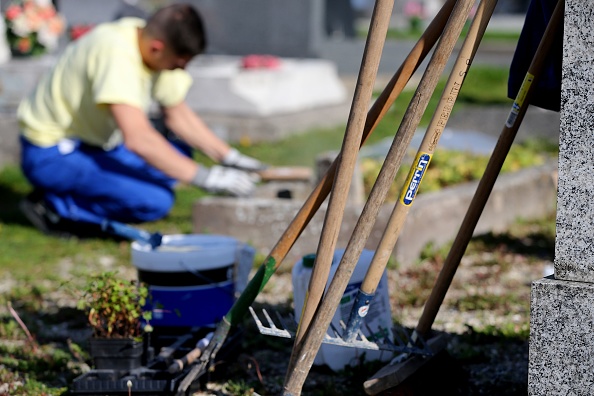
[186, 0, 325, 58]
[528, 1, 594, 394]
[58, 0, 125, 25]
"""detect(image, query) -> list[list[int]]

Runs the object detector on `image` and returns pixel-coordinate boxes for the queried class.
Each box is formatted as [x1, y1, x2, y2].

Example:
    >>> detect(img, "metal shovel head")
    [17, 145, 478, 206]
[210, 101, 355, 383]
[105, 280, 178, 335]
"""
[248, 306, 434, 355]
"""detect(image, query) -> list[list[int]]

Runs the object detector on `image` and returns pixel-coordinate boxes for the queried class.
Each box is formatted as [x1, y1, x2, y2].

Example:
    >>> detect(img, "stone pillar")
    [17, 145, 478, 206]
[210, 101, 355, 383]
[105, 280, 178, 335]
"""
[528, 1, 594, 395]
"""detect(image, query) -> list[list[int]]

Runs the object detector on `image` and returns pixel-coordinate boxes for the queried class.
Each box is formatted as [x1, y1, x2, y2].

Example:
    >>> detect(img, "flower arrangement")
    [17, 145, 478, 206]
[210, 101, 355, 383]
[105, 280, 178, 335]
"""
[3, 0, 65, 56]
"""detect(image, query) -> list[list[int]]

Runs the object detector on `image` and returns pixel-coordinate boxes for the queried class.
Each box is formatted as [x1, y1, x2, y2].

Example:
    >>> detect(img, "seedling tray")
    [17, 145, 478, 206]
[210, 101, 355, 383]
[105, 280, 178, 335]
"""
[70, 326, 244, 395]
[70, 368, 186, 395]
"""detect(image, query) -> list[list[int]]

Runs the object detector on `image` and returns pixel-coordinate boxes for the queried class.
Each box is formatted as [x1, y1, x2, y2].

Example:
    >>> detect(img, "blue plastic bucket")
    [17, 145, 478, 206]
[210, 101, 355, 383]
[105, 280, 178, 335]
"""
[131, 234, 252, 328]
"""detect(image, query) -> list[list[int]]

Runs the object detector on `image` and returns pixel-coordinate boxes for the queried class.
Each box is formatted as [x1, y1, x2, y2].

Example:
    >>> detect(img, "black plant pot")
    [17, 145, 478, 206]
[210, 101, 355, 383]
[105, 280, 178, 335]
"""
[89, 337, 144, 371]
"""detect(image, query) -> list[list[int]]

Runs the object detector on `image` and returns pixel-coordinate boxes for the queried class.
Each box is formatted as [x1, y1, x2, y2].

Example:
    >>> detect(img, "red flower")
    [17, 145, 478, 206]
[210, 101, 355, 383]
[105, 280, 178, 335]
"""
[5, 4, 22, 21]
[17, 36, 32, 53]
[69, 24, 94, 41]
[241, 54, 281, 70]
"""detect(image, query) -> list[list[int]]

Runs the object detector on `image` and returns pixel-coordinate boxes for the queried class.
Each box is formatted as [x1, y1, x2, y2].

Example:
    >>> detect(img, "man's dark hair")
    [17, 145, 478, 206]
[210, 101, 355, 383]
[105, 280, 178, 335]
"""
[145, 4, 207, 57]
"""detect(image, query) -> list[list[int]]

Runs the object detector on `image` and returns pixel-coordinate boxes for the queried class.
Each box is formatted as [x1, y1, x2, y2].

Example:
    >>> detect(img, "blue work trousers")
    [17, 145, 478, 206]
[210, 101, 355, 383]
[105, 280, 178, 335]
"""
[20, 136, 180, 224]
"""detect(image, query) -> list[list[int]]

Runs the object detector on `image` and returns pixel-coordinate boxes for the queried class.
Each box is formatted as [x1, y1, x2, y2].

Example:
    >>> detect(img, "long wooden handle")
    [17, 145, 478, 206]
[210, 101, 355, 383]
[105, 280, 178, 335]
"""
[174, 1, 457, 393]
[282, 0, 478, 394]
[361, 0, 498, 296]
[414, 0, 565, 341]
[290, 0, 394, 361]
[223, 0, 458, 330]
[343, 0, 498, 342]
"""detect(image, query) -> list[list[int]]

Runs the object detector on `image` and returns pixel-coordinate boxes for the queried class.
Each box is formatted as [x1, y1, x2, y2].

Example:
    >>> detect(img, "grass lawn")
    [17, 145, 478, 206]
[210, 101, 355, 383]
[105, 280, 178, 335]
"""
[2, 57, 563, 284]
[0, 65, 547, 281]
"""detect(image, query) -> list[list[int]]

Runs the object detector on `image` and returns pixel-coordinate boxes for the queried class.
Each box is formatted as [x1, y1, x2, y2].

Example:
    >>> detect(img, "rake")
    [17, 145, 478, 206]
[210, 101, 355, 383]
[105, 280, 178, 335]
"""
[284, 0, 394, 380]
[249, 307, 434, 356]
[282, 0, 478, 393]
[173, 1, 458, 393]
[340, 0, 499, 345]
[252, 0, 495, 361]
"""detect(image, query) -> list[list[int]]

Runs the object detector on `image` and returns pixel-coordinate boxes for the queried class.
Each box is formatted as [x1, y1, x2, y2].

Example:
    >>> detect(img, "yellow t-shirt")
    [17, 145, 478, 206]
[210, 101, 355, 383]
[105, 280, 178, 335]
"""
[17, 18, 193, 149]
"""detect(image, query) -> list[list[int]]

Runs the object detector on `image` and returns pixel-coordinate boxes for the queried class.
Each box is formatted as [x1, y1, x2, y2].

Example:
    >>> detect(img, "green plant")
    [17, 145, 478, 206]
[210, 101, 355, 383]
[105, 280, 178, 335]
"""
[76, 271, 152, 340]
[224, 379, 254, 396]
[359, 139, 558, 202]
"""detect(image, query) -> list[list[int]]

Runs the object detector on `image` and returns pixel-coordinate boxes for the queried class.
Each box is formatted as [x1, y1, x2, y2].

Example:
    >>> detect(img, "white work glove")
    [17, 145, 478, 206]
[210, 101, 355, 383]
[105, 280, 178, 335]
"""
[191, 165, 259, 197]
[221, 148, 268, 172]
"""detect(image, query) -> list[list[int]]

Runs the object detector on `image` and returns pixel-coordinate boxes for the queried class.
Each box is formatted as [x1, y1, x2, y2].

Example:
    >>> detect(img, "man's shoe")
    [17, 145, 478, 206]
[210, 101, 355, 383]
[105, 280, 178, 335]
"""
[20, 191, 118, 240]
[19, 191, 66, 236]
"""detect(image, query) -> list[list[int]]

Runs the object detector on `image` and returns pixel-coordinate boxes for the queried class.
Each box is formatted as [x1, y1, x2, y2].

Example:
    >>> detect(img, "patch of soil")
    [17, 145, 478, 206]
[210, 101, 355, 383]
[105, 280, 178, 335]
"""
[0, 221, 553, 396]
[193, 225, 552, 396]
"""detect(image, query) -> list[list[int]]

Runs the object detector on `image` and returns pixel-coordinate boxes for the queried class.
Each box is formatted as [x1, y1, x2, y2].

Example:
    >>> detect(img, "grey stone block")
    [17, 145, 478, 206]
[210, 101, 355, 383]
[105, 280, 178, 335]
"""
[184, 55, 350, 143]
[554, 0, 594, 283]
[198, 102, 350, 144]
[529, 277, 594, 396]
[185, 57, 347, 117]
[193, 197, 339, 267]
[192, 161, 558, 268]
[0, 55, 56, 112]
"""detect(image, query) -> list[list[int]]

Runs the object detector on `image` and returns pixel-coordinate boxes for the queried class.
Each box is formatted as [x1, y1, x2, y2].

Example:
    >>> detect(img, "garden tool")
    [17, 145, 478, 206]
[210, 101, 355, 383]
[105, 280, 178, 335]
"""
[100, 219, 163, 249]
[282, 0, 477, 393]
[364, 1, 565, 394]
[257, 166, 313, 182]
[285, 0, 395, 384]
[174, 0, 458, 393]
[167, 332, 213, 374]
[342, 0, 499, 344]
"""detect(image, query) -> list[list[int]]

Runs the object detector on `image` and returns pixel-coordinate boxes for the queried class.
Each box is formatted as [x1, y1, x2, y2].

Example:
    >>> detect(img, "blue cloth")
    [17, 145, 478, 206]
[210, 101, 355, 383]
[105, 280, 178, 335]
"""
[20, 136, 180, 225]
[508, 0, 563, 112]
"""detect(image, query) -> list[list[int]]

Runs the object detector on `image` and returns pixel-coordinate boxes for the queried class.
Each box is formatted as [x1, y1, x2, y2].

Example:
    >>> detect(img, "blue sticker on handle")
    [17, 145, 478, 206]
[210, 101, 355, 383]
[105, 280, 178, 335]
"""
[400, 153, 431, 206]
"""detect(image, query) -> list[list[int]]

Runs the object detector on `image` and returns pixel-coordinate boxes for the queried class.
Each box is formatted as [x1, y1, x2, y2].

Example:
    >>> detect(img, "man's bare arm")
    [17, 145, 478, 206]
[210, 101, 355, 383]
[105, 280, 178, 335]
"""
[110, 103, 199, 183]
[162, 101, 231, 162]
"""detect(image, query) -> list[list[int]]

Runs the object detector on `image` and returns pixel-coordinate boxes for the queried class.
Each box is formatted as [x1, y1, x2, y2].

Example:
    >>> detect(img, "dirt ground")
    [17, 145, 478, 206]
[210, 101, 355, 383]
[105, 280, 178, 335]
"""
[0, 217, 552, 396]
[193, 220, 554, 396]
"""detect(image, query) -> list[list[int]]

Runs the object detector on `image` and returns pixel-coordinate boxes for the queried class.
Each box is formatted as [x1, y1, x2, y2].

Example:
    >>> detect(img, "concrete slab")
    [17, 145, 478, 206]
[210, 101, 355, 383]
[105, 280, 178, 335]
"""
[185, 56, 347, 117]
[184, 55, 350, 143]
[192, 161, 558, 268]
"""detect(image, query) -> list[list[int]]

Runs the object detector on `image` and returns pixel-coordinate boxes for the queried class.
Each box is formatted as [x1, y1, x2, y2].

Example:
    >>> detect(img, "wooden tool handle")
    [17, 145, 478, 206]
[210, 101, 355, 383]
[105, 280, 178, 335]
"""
[287, 0, 395, 377]
[414, 0, 566, 340]
[283, 0, 477, 393]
